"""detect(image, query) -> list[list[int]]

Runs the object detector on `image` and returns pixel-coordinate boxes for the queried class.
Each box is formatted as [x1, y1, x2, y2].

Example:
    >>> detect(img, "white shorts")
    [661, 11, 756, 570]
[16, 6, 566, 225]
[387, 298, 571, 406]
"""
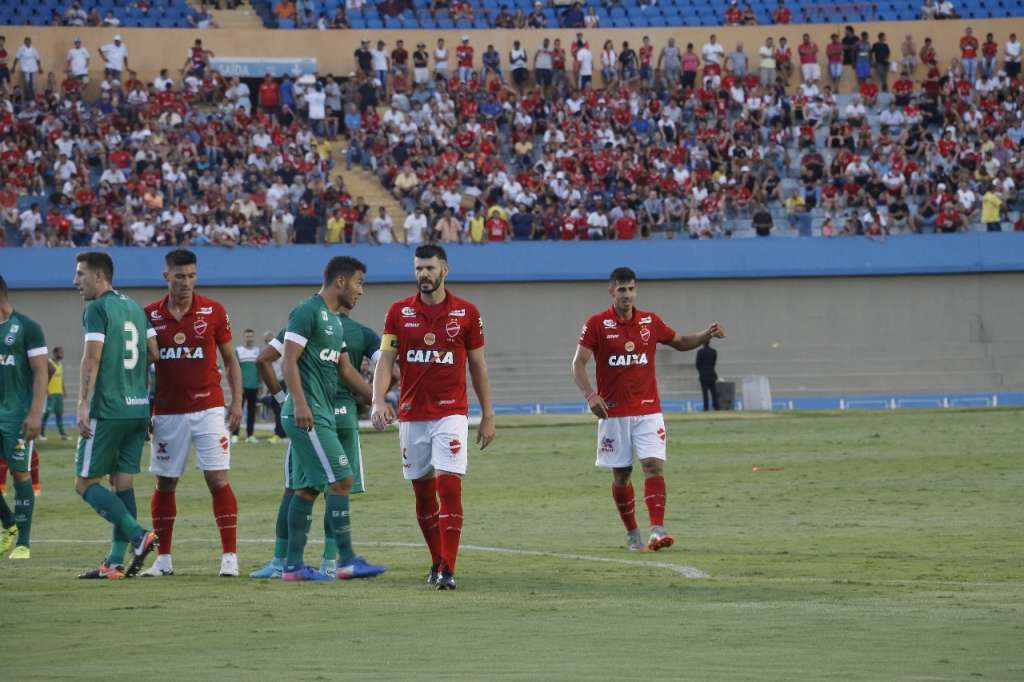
[801, 63, 821, 82]
[398, 414, 469, 480]
[150, 407, 230, 477]
[595, 413, 667, 469]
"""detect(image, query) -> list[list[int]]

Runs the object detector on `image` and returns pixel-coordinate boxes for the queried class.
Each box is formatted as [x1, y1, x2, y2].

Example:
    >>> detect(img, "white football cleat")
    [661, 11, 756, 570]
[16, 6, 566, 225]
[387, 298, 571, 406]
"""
[219, 552, 239, 577]
[140, 554, 174, 577]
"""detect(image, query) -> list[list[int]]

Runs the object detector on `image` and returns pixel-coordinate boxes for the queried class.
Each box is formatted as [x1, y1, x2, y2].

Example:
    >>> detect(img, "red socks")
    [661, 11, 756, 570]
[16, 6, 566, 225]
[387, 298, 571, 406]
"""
[30, 449, 40, 493]
[151, 489, 177, 554]
[437, 474, 463, 574]
[644, 475, 666, 527]
[211, 484, 238, 554]
[611, 482, 638, 531]
[411, 477, 442, 569]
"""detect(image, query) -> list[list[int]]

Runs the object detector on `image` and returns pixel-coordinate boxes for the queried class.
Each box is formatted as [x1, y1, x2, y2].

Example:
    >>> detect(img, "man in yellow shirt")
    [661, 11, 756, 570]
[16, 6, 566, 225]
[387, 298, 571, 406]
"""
[325, 207, 346, 243]
[981, 187, 1003, 232]
[40, 347, 67, 441]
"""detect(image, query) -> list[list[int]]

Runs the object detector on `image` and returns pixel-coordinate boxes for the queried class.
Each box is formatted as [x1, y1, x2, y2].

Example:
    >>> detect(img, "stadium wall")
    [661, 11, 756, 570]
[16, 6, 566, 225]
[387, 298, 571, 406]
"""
[1, 19, 1012, 93]
[4, 241, 1023, 402]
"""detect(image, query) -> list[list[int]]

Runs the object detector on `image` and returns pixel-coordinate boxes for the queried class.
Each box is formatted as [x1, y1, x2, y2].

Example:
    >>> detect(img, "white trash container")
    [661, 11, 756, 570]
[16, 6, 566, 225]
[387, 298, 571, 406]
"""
[741, 376, 773, 411]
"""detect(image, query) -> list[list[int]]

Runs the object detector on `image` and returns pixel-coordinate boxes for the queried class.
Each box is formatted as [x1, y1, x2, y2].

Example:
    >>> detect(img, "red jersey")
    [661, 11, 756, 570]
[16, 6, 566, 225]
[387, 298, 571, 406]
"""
[578, 307, 676, 417]
[382, 291, 485, 422]
[145, 293, 232, 415]
[960, 36, 978, 59]
[798, 42, 818, 64]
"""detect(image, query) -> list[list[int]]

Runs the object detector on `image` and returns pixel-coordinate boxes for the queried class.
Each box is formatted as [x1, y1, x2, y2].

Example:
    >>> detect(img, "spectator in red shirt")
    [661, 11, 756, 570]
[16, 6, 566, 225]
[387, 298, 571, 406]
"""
[981, 32, 999, 79]
[258, 72, 279, 112]
[859, 76, 879, 107]
[724, 1, 742, 25]
[798, 34, 820, 83]
[772, 0, 792, 24]
[960, 27, 979, 82]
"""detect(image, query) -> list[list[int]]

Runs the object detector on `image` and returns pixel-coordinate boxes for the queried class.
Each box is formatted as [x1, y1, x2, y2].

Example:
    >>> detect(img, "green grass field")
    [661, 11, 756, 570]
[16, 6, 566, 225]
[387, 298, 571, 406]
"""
[3, 409, 1023, 681]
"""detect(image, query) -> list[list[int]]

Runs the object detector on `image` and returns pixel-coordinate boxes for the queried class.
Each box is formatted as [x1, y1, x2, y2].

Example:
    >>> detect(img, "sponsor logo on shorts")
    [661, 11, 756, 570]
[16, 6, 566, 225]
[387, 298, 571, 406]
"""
[449, 438, 462, 455]
[424, 332, 436, 346]
[173, 332, 187, 345]
[600, 437, 616, 452]
[157, 441, 168, 454]
[220, 435, 230, 451]
[339, 454, 349, 466]
[657, 427, 666, 442]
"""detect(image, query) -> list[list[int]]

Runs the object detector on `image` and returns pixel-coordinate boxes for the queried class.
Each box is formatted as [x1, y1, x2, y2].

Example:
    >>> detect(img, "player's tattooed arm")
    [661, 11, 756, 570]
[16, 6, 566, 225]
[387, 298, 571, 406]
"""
[667, 322, 726, 352]
[77, 340, 103, 438]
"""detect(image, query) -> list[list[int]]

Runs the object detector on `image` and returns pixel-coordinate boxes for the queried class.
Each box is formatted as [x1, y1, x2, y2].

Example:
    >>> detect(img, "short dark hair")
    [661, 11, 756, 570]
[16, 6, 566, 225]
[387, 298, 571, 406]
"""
[244, 328, 254, 334]
[609, 267, 637, 284]
[165, 249, 197, 267]
[76, 252, 114, 282]
[323, 256, 367, 285]
[414, 244, 448, 262]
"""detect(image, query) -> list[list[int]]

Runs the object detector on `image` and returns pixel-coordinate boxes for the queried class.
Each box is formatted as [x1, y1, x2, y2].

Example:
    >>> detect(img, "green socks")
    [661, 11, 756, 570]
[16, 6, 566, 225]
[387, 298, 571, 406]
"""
[284, 495, 314, 572]
[107, 489, 138, 566]
[274, 491, 292, 560]
[0, 492, 13, 528]
[323, 510, 338, 561]
[82, 484, 144, 566]
[13, 479, 34, 547]
[326, 494, 354, 566]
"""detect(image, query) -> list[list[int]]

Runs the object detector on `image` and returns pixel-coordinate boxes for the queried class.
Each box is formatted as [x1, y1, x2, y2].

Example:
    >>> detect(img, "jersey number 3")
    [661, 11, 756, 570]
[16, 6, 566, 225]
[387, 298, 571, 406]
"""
[123, 321, 139, 370]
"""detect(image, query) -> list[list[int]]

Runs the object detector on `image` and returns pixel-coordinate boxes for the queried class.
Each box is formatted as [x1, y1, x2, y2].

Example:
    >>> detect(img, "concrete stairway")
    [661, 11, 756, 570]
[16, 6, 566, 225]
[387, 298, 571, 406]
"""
[329, 145, 408, 241]
[195, 1, 265, 29]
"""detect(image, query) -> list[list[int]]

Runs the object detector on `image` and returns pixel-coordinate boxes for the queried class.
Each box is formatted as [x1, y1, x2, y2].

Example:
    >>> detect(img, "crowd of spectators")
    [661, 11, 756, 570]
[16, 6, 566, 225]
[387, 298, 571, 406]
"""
[1, 25, 1023, 249]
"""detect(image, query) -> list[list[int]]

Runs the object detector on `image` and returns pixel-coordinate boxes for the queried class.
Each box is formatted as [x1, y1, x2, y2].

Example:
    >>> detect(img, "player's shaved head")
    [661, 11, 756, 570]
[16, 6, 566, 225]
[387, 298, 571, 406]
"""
[323, 256, 367, 285]
[609, 267, 637, 284]
[165, 249, 197, 267]
[76, 252, 114, 282]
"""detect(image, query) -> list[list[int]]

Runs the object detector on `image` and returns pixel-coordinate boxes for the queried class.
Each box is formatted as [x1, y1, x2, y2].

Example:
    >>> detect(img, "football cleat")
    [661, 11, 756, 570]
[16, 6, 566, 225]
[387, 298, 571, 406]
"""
[268, 436, 282, 444]
[219, 553, 239, 577]
[141, 554, 174, 577]
[125, 531, 159, 577]
[245, 436, 258, 444]
[336, 555, 387, 580]
[282, 565, 335, 582]
[319, 558, 337, 577]
[230, 435, 239, 444]
[647, 526, 675, 552]
[436, 572, 457, 590]
[0, 526, 17, 555]
[78, 563, 126, 580]
[9, 545, 30, 560]
[37, 435, 47, 442]
[249, 559, 284, 579]
[626, 528, 645, 551]
[426, 565, 440, 586]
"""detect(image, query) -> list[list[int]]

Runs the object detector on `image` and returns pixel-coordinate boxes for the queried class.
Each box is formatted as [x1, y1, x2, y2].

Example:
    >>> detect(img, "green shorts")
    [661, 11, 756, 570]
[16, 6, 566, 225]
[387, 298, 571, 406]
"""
[334, 400, 364, 494]
[46, 394, 64, 414]
[283, 415, 353, 492]
[0, 421, 32, 473]
[75, 418, 148, 478]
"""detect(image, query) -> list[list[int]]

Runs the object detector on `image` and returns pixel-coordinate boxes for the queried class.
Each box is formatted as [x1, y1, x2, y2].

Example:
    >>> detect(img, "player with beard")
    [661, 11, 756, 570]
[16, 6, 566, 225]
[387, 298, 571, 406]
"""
[371, 244, 496, 590]
[571, 267, 724, 551]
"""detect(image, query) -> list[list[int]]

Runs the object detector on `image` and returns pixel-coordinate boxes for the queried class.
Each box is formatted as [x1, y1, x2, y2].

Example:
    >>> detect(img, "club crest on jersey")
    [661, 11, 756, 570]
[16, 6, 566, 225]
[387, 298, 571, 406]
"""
[624, 341, 635, 352]
[401, 307, 416, 317]
[445, 320, 460, 339]
[608, 353, 648, 366]
[423, 332, 436, 346]
[640, 327, 651, 343]
[159, 346, 205, 360]
[3, 335, 13, 346]
[173, 332, 186, 345]
[603, 319, 617, 328]
[193, 319, 208, 337]
[406, 348, 455, 364]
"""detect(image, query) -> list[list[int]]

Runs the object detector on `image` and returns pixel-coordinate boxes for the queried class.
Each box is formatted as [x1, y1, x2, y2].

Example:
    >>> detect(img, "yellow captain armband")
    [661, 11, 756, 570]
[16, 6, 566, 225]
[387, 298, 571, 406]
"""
[380, 334, 399, 352]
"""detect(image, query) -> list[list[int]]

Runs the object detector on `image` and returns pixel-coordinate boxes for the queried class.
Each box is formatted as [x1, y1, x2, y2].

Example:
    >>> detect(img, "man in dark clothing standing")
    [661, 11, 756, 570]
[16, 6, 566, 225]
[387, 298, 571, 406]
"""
[696, 340, 719, 411]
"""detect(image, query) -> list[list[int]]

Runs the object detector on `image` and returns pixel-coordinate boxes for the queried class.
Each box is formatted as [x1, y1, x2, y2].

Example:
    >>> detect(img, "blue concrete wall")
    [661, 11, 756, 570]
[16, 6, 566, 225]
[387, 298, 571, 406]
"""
[2, 233, 1022, 289]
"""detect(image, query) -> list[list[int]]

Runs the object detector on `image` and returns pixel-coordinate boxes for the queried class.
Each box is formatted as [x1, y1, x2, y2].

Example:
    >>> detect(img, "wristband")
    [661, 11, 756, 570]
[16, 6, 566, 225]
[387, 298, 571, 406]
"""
[274, 390, 287, 405]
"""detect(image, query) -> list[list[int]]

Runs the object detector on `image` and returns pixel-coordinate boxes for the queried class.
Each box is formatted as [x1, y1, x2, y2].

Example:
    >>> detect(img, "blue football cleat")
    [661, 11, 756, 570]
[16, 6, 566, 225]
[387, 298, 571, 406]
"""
[336, 555, 387, 580]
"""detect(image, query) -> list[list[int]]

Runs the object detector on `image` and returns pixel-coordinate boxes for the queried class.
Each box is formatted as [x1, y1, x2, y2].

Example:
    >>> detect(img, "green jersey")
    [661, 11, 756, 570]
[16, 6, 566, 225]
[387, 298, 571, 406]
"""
[282, 294, 346, 427]
[236, 345, 260, 389]
[336, 314, 381, 406]
[82, 290, 153, 420]
[0, 311, 48, 423]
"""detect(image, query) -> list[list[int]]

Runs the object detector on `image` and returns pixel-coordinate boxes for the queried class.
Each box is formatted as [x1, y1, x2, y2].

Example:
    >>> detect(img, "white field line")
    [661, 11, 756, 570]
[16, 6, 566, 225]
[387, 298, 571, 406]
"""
[32, 537, 709, 579]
